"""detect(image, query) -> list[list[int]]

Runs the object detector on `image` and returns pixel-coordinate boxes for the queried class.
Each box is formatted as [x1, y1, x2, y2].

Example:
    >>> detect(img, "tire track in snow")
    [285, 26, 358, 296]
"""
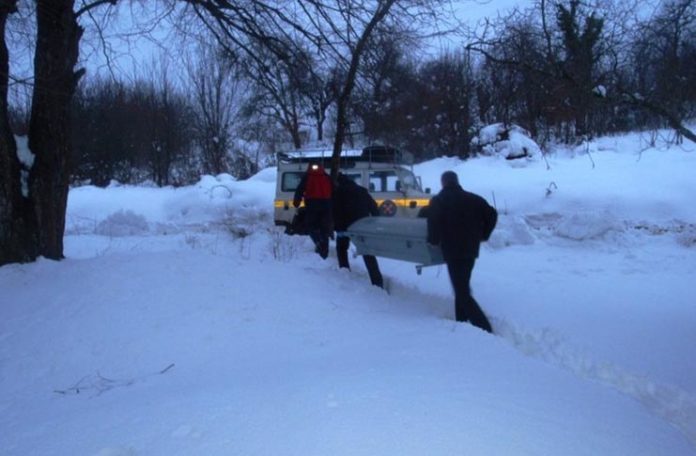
[493, 317, 696, 449]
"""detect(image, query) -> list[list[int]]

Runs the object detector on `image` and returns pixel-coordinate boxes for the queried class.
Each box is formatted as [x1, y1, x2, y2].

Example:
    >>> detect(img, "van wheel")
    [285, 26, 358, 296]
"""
[379, 199, 397, 217]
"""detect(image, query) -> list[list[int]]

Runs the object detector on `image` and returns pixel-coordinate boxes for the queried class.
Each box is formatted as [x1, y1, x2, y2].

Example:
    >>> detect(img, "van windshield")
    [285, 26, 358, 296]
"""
[397, 170, 420, 191]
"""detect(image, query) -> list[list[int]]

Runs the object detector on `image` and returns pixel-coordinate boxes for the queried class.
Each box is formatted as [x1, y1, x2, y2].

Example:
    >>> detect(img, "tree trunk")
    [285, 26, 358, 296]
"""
[27, 0, 83, 260]
[624, 92, 696, 145]
[330, 0, 397, 181]
[0, 0, 39, 265]
[290, 123, 302, 149]
[316, 112, 324, 142]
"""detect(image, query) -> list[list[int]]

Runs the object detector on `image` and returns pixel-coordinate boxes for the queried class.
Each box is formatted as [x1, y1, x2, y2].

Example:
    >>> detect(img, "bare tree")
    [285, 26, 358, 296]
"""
[71, 78, 133, 186]
[353, 42, 477, 159]
[239, 41, 307, 149]
[325, 0, 398, 179]
[0, 0, 126, 264]
[466, 0, 696, 144]
[186, 44, 244, 175]
[143, 60, 194, 186]
[180, 0, 456, 179]
[351, 31, 418, 148]
[25, 0, 82, 260]
[298, 59, 338, 143]
[0, 0, 37, 264]
[0, 0, 458, 266]
[628, 0, 696, 142]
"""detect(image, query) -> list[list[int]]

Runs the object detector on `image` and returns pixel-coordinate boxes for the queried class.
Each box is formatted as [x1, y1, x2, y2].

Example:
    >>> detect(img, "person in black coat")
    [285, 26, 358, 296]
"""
[427, 170, 497, 332]
[333, 173, 384, 288]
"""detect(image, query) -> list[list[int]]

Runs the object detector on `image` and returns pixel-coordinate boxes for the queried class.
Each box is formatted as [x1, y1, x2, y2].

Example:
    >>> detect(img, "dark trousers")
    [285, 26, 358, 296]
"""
[446, 258, 492, 333]
[305, 200, 332, 258]
[336, 236, 383, 288]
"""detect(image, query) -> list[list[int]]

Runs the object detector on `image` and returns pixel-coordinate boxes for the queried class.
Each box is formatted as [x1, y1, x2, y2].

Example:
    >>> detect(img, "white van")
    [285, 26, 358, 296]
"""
[274, 146, 432, 229]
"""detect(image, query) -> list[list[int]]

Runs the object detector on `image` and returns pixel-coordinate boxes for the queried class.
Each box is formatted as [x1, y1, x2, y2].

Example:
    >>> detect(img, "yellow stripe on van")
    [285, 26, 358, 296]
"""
[274, 200, 304, 208]
[375, 198, 431, 207]
[275, 199, 430, 209]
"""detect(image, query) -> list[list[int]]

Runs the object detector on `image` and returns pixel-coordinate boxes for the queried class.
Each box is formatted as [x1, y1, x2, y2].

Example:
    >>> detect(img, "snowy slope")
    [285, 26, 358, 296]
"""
[1, 132, 695, 455]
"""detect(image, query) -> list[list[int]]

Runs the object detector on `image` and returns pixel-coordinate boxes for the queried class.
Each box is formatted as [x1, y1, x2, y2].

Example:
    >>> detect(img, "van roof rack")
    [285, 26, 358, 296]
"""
[277, 145, 412, 165]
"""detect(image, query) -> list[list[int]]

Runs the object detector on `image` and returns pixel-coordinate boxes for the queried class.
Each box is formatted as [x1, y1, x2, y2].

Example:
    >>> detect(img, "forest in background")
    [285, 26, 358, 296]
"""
[0, 0, 694, 266]
[5, 0, 696, 187]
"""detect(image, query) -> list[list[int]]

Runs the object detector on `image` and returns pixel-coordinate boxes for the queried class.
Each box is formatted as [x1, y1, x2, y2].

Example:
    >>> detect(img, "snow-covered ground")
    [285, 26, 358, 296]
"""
[1, 131, 695, 455]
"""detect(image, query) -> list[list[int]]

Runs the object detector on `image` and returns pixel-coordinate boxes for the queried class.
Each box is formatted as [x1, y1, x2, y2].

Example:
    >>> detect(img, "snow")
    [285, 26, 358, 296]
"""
[284, 148, 363, 159]
[15, 135, 34, 197]
[1, 130, 696, 455]
[594, 85, 607, 98]
[471, 123, 542, 160]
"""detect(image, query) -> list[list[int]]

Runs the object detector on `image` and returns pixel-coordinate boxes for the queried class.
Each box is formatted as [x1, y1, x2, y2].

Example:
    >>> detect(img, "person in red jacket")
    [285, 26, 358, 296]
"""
[293, 163, 333, 259]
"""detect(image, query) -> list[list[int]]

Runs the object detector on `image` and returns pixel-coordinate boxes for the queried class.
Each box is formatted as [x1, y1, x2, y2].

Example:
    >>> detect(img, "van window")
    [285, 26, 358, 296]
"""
[281, 172, 304, 192]
[369, 170, 400, 192]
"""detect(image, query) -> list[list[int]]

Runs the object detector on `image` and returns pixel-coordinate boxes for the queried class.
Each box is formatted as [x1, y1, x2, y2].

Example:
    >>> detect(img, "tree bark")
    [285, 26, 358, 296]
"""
[0, 0, 39, 265]
[316, 107, 325, 141]
[28, 0, 83, 260]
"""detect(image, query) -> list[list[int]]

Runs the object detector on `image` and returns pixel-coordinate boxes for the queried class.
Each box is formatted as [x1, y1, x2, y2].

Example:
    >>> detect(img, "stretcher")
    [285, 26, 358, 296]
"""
[345, 216, 444, 274]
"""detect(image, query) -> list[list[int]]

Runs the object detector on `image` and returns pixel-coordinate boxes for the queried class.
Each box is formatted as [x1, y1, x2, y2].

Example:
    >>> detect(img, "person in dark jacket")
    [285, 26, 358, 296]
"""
[333, 173, 384, 288]
[293, 163, 333, 259]
[427, 170, 497, 332]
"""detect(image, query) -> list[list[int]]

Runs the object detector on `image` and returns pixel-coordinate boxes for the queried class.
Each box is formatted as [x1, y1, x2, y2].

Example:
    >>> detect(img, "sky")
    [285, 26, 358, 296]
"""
[8, 0, 663, 87]
[1, 128, 695, 455]
[77, 0, 529, 81]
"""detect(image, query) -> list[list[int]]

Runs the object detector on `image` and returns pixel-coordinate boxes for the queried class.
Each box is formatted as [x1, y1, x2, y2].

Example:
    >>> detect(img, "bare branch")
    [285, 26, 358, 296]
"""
[75, 0, 118, 18]
[619, 91, 696, 144]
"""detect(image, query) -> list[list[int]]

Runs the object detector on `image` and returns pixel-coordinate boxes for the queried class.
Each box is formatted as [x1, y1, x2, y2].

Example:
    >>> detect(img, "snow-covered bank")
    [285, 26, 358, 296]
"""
[1, 134, 695, 455]
[418, 140, 696, 226]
